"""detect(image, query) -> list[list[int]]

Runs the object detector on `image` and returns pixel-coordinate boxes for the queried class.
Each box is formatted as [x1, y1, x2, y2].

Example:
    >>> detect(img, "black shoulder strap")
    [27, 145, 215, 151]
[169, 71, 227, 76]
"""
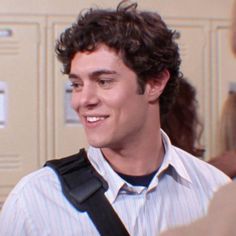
[44, 149, 130, 236]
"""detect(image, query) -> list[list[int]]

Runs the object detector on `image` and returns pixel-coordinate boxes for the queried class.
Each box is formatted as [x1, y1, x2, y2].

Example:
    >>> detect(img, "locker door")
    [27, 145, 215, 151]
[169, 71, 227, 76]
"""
[211, 21, 236, 156]
[0, 20, 44, 206]
[47, 16, 88, 159]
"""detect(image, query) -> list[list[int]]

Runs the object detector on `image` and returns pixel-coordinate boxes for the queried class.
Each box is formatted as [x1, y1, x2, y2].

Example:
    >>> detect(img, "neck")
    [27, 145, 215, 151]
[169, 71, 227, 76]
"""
[101, 129, 164, 176]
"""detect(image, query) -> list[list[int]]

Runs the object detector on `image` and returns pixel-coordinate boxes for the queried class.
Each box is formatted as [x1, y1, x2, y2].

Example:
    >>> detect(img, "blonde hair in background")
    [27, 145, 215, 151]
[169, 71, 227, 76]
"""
[218, 92, 236, 153]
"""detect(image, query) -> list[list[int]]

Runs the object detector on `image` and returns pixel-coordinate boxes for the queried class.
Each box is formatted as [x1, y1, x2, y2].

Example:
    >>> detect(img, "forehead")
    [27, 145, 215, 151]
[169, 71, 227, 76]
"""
[70, 44, 133, 76]
[71, 45, 120, 65]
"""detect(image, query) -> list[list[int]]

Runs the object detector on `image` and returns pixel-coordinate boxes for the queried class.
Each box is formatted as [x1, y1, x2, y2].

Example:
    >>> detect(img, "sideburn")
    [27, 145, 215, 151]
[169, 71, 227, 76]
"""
[136, 77, 146, 94]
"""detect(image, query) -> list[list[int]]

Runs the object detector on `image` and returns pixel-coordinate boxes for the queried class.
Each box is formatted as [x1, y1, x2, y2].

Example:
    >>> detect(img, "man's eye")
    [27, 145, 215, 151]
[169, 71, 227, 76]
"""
[70, 82, 81, 88]
[98, 79, 113, 88]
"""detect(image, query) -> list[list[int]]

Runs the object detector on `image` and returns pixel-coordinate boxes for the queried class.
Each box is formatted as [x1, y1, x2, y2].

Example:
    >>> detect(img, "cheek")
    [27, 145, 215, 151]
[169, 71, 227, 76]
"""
[105, 92, 130, 115]
[114, 94, 147, 121]
[71, 93, 79, 111]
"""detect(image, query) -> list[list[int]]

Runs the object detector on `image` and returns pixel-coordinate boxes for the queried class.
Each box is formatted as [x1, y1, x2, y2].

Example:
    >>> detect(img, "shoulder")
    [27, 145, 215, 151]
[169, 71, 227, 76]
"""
[162, 130, 230, 190]
[4, 166, 61, 205]
[173, 146, 231, 187]
[0, 166, 62, 232]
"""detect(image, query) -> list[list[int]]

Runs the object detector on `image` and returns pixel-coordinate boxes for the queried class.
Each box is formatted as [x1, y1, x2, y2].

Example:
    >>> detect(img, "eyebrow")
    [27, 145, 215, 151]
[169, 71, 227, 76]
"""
[69, 69, 119, 79]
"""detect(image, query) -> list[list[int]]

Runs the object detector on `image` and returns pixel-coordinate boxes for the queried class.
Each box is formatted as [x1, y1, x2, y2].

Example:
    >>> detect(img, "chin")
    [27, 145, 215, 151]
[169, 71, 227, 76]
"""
[87, 139, 107, 148]
[89, 143, 104, 148]
[86, 134, 118, 149]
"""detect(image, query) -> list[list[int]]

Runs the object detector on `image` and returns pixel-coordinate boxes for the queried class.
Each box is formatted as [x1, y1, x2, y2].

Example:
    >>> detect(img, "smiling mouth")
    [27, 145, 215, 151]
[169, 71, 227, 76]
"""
[85, 116, 108, 123]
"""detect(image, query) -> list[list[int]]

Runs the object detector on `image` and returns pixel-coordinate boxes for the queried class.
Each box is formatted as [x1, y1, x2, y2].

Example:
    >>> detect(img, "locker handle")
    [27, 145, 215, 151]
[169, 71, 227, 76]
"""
[0, 81, 7, 128]
[0, 29, 12, 38]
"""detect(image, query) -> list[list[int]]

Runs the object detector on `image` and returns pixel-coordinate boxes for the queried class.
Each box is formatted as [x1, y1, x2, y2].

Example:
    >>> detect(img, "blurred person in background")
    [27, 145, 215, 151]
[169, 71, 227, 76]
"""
[161, 77, 204, 158]
[206, 2, 236, 174]
[161, 78, 236, 179]
[208, 91, 236, 179]
[160, 1, 236, 235]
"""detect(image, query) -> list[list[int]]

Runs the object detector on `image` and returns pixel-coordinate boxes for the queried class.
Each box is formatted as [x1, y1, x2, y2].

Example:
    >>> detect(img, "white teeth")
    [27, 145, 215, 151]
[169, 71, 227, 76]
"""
[86, 116, 105, 122]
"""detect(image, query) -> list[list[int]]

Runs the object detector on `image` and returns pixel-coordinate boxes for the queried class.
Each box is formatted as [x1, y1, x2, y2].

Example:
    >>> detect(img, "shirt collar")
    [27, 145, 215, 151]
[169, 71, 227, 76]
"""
[87, 130, 192, 203]
[159, 129, 192, 185]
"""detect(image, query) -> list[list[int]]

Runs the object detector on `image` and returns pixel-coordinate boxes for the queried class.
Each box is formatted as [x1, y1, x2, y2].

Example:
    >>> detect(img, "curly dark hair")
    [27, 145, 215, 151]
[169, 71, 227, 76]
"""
[56, 1, 182, 115]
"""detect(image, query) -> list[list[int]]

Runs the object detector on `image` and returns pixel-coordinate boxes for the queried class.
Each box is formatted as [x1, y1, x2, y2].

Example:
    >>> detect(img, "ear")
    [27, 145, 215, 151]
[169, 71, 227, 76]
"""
[146, 69, 170, 102]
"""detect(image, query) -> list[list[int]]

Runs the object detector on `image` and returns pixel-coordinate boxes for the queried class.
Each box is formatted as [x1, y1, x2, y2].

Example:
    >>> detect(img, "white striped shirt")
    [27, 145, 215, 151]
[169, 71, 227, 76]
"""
[0, 131, 231, 236]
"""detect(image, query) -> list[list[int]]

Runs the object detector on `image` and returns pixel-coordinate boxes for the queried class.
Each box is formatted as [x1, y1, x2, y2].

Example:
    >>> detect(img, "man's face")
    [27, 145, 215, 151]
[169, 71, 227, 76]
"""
[69, 44, 152, 149]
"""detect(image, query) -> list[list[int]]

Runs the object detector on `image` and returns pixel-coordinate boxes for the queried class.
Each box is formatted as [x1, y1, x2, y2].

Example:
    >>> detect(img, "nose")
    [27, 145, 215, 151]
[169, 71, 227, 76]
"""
[71, 83, 99, 111]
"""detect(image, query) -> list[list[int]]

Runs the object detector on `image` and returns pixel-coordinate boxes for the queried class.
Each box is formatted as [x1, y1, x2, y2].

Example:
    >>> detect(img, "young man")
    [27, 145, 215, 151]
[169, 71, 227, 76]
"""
[0, 1, 230, 235]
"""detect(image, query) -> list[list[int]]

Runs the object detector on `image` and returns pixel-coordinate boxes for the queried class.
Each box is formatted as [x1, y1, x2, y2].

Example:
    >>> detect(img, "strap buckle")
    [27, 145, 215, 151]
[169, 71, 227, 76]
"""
[70, 177, 103, 204]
